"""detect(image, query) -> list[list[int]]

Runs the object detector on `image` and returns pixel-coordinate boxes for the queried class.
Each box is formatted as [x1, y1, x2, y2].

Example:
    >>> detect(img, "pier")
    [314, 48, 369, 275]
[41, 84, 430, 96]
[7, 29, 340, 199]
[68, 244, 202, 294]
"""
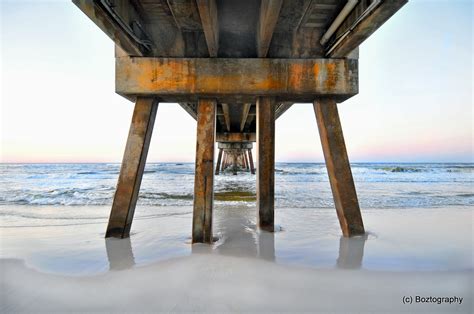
[73, 0, 407, 242]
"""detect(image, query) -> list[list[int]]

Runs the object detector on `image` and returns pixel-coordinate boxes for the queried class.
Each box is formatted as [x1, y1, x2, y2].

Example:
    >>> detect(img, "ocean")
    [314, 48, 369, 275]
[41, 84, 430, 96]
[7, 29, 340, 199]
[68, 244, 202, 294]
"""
[1, 162, 472, 276]
[1, 162, 472, 209]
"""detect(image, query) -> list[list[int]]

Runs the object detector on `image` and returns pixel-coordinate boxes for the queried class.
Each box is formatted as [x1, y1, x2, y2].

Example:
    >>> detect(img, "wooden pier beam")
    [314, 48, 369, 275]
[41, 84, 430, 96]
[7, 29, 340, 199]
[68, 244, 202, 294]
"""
[106, 97, 158, 238]
[215, 148, 223, 175]
[313, 99, 365, 237]
[193, 99, 217, 243]
[256, 96, 275, 231]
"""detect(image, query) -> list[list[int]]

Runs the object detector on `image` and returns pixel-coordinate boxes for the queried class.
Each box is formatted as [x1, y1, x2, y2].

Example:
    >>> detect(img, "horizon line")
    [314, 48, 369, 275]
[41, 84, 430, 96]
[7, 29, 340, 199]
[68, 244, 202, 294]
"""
[0, 161, 472, 164]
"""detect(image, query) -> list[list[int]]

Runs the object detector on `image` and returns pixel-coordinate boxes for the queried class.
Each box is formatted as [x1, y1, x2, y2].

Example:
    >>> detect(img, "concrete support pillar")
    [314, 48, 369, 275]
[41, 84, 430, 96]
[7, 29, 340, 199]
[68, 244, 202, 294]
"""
[106, 97, 158, 238]
[242, 151, 248, 170]
[256, 96, 275, 231]
[248, 149, 255, 174]
[192, 99, 216, 243]
[215, 148, 223, 175]
[232, 153, 238, 175]
[313, 99, 365, 237]
[221, 152, 227, 171]
[244, 150, 250, 171]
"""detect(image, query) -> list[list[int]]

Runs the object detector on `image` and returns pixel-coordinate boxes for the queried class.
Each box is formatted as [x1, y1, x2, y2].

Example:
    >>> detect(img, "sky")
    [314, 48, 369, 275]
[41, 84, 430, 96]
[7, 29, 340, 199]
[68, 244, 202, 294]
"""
[1, 0, 472, 163]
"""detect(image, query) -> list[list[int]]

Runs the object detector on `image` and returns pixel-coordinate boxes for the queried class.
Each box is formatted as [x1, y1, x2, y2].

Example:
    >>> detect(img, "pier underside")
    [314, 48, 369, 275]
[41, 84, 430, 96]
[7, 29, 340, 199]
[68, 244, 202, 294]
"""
[74, 0, 407, 241]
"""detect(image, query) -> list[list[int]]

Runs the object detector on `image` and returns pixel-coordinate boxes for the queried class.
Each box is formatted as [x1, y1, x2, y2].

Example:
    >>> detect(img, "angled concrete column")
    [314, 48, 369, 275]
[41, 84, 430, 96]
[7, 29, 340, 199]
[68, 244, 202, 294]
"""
[313, 99, 365, 237]
[244, 150, 250, 171]
[221, 152, 227, 172]
[256, 96, 275, 231]
[232, 153, 238, 175]
[248, 149, 255, 175]
[242, 151, 249, 170]
[193, 99, 216, 243]
[215, 148, 223, 175]
[106, 97, 158, 238]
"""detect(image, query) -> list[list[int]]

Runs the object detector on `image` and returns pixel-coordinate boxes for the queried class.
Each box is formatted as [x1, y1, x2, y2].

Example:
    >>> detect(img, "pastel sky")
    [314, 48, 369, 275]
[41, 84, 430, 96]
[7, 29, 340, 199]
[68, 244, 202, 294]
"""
[1, 0, 472, 163]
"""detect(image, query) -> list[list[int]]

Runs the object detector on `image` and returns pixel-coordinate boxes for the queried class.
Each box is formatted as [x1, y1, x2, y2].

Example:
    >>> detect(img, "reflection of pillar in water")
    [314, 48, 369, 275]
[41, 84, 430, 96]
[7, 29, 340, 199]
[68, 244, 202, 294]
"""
[336, 235, 367, 269]
[257, 230, 275, 261]
[106, 237, 135, 270]
[191, 242, 213, 255]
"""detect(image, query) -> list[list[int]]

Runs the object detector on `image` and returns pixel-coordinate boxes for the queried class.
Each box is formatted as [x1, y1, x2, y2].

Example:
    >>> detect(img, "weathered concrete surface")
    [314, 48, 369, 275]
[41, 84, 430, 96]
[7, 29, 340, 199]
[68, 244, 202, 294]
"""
[221, 152, 227, 172]
[196, 0, 219, 57]
[248, 149, 255, 175]
[106, 97, 158, 238]
[216, 132, 256, 142]
[116, 57, 358, 102]
[215, 148, 223, 175]
[313, 99, 364, 237]
[257, 0, 283, 57]
[257, 97, 276, 231]
[192, 99, 216, 243]
[243, 151, 249, 170]
[329, 0, 408, 58]
[218, 143, 253, 150]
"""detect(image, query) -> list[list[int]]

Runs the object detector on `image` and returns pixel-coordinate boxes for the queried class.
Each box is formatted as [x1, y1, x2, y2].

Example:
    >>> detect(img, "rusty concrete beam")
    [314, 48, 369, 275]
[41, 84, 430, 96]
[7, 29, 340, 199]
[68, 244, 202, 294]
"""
[105, 97, 158, 238]
[196, 0, 219, 57]
[192, 98, 216, 243]
[216, 133, 256, 142]
[257, 0, 283, 57]
[256, 96, 275, 232]
[218, 142, 253, 150]
[313, 98, 364, 237]
[328, 0, 408, 58]
[116, 57, 358, 102]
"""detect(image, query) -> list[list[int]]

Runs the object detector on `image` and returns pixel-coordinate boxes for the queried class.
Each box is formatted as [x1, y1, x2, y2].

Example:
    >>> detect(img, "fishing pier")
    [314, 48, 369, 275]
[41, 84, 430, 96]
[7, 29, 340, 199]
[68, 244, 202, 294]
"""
[73, 0, 407, 242]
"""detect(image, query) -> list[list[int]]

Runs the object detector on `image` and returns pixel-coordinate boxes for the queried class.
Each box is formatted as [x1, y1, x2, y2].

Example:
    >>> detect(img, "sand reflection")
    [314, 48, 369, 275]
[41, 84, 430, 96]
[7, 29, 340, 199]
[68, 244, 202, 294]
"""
[105, 237, 135, 270]
[336, 234, 368, 269]
[104, 206, 369, 270]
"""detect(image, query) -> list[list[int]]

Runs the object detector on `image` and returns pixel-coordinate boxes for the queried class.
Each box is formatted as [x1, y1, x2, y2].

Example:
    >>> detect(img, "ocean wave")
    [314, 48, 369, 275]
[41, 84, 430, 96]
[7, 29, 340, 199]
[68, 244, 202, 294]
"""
[140, 192, 193, 200]
[1, 163, 473, 208]
[375, 166, 424, 173]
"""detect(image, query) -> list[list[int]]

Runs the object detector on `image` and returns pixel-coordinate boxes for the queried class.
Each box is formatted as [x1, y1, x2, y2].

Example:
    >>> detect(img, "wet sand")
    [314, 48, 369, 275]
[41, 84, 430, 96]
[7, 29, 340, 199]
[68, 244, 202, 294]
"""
[1, 205, 472, 312]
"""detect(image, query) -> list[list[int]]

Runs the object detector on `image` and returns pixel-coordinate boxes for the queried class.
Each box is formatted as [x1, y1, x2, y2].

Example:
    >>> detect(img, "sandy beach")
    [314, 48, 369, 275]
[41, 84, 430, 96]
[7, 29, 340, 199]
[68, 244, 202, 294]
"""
[1, 205, 472, 312]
